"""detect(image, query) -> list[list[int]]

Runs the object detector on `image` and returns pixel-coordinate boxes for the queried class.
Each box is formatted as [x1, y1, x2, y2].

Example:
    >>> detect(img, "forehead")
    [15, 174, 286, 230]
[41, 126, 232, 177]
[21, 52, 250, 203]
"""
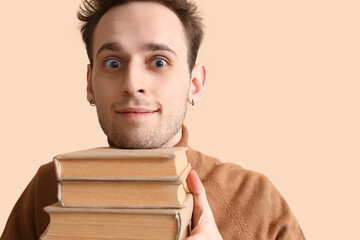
[92, 2, 187, 57]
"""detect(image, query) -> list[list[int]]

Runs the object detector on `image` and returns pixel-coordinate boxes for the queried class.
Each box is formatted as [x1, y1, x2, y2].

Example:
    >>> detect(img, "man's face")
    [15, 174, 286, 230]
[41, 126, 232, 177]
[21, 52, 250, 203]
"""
[87, 2, 191, 149]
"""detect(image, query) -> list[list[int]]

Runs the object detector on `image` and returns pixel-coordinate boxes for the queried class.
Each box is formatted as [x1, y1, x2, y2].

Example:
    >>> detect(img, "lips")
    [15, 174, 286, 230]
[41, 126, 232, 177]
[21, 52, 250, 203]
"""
[117, 108, 157, 113]
[116, 108, 159, 119]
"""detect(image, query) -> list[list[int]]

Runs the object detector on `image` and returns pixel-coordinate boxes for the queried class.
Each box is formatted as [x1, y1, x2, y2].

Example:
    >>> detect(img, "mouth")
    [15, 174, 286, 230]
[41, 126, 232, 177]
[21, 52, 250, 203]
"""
[116, 108, 159, 119]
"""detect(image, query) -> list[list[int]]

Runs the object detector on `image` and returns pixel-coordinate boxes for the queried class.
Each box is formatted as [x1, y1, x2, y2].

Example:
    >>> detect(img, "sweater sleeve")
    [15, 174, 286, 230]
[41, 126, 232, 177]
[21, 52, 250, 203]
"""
[198, 158, 305, 240]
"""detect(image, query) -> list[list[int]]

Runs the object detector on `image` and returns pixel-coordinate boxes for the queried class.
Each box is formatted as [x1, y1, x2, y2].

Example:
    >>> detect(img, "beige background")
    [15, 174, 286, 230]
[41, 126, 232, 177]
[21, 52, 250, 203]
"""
[1, 0, 359, 239]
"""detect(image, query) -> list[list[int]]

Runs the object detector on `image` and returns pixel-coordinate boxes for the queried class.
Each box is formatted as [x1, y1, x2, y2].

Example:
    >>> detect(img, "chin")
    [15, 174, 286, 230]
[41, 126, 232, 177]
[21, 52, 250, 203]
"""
[111, 138, 163, 149]
[109, 129, 165, 149]
[100, 115, 183, 149]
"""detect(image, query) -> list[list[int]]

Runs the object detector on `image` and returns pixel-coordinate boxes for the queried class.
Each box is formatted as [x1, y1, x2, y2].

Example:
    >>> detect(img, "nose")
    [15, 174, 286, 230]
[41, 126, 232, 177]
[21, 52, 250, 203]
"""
[120, 59, 146, 96]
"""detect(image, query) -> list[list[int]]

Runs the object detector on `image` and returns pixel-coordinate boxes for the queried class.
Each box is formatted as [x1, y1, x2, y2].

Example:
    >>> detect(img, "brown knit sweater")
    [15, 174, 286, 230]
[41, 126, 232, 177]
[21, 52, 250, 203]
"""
[1, 126, 305, 240]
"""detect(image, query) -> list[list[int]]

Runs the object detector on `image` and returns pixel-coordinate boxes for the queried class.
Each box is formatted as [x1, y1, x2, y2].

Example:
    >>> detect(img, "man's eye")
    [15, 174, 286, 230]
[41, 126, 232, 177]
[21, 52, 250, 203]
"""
[150, 59, 168, 68]
[105, 59, 122, 69]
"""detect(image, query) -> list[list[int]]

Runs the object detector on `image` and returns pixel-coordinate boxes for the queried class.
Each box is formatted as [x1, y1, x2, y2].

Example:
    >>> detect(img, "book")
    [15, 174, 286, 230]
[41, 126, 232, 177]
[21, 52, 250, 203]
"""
[54, 147, 188, 181]
[58, 164, 191, 208]
[41, 194, 193, 240]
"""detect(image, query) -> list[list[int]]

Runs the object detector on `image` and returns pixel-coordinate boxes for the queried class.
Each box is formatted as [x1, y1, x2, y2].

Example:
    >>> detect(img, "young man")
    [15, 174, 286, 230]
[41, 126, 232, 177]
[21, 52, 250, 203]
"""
[1, 0, 305, 239]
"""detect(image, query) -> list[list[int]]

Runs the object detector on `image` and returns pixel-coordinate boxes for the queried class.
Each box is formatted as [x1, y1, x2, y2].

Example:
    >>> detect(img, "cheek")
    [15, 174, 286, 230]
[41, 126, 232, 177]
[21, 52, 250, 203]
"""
[94, 84, 112, 104]
[156, 67, 190, 99]
[92, 73, 120, 104]
[154, 79, 189, 109]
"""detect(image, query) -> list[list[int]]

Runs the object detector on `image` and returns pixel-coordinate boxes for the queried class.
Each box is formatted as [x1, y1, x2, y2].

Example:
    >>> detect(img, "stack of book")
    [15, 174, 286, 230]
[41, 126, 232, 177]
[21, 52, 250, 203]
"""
[40, 147, 193, 240]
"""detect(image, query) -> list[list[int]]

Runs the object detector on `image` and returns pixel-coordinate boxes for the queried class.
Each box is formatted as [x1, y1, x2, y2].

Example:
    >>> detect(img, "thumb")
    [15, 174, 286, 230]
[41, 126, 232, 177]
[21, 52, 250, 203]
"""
[186, 170, 214, 227]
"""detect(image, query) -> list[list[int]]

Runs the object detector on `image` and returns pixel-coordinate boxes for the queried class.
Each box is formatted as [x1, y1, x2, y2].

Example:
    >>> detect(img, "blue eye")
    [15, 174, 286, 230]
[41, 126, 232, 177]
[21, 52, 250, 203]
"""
[105, 59, 122, 69]
[150, 59, 168, 68]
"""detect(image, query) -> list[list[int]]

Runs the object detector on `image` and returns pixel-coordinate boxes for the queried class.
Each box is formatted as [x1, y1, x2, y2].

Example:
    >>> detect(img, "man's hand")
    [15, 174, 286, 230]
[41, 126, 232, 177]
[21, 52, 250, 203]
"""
[186, 170, 223, 240]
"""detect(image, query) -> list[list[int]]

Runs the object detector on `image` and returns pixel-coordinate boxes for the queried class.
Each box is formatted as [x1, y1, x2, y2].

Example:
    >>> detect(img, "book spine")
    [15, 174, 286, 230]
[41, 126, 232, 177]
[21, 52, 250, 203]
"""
[175, 213, 181, 240]
[57, 182, 65, 207]
[53, 157, 62, 180]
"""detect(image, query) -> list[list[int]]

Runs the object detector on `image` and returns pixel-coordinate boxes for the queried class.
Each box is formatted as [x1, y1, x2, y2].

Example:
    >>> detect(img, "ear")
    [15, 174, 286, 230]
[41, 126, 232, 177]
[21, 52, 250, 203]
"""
[86, 64, 94, 103]
[188, 63, 206, 105]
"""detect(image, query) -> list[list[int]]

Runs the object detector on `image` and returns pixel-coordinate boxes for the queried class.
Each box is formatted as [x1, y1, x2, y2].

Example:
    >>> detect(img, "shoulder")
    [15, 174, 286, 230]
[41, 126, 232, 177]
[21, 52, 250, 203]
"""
[33, 161, 58, 237]
[32, 161, 58, 197]
[189, 149, 276, 206]
[187, 148, 305, 239]
[35, 161, 56, 182]
[33, 161, 58, 204]
[1, 161, 58, 240]
[187, 148, 267, 188]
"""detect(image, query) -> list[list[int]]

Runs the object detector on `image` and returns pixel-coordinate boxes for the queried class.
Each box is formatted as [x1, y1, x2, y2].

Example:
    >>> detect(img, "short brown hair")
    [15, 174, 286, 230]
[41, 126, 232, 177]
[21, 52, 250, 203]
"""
[78, 0, 204, 71]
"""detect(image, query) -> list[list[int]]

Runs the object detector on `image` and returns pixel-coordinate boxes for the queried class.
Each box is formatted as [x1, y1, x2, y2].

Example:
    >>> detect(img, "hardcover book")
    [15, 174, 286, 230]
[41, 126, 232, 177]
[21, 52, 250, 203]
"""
[54, 147, 188, 181]
[58, 164, 191, 208]
[41, 194, 193, 240]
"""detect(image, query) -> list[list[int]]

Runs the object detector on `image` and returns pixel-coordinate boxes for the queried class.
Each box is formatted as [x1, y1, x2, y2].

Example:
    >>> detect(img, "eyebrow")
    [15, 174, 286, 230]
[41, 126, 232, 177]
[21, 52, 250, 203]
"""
[95, 42, 178, 59]
[96, 42, 123, 59]
[143, 42, 178, 59]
